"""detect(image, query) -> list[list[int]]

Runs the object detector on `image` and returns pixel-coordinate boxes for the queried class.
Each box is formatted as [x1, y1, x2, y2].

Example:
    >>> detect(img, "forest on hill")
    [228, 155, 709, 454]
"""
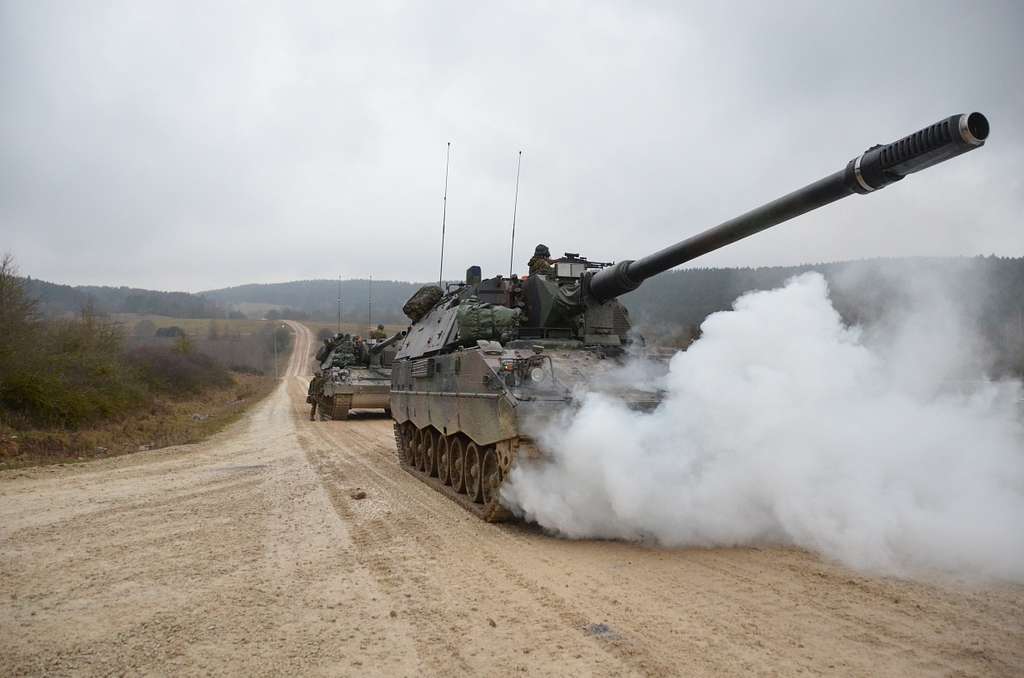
[17, 256, 1024, 376]
[201, 256, 1023, 373]
[23, 278, 231, 319]
[627, 256, 1024, 375]
[201, 279, 422, 325]
[628, 256, 1023, 326]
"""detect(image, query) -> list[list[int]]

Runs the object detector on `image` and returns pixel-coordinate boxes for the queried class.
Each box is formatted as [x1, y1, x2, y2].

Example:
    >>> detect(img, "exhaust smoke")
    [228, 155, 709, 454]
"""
[502, 273, 1024, 582]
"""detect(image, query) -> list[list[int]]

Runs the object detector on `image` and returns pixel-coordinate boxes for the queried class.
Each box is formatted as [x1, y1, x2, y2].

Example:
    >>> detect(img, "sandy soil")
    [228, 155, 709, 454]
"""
[1, 320, 1022, 677]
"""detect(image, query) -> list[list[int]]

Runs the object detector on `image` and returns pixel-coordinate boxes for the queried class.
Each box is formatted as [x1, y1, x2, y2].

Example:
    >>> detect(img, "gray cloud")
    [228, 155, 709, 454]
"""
[1, 0, 1021, 291]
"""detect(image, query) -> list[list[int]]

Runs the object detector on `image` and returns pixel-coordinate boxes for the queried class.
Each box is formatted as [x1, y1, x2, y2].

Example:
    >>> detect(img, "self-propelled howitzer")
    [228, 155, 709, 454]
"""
[389, 112, 990, 521]
[308, 330, 405, 421]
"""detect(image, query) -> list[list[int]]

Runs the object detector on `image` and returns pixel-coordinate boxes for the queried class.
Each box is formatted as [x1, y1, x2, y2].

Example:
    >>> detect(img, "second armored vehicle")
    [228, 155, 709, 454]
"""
[389, 112, 991, 520]
[308, 331, 403, 420]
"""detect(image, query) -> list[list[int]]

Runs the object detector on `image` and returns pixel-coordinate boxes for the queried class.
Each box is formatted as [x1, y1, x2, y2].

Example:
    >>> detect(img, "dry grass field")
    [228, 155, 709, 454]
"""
[0, 372, 277, 469]
[111, 315, 407, 341]
[111, 314, 272, 336]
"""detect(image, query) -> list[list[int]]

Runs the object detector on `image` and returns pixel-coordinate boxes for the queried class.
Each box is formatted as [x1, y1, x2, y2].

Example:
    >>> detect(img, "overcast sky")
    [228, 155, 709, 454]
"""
[1, 1, 1021, 292]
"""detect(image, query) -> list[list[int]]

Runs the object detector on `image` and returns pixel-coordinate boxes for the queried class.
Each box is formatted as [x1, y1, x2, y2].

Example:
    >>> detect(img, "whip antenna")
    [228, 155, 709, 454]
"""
[337, 275, 342, 333]
[508, 150, 523, 279]
[367, 275, 372, 336]
[438, 142, 451, 285]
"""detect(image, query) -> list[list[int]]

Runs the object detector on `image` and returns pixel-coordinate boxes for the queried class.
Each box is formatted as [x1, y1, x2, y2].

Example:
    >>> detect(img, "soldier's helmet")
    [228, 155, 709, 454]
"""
[534, 244, 550, 258]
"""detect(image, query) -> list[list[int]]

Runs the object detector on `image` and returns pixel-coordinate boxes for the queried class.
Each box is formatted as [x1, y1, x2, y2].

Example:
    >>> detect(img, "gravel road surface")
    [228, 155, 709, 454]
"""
[2, 320, 1021, 676]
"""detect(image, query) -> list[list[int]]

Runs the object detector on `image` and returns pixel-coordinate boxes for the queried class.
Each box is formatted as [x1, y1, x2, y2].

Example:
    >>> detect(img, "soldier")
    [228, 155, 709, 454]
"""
[370, 323, 387, 340]
[528, 243, 553, 275]
[353, 335, 366, 364]
[307, 375, 321, 419]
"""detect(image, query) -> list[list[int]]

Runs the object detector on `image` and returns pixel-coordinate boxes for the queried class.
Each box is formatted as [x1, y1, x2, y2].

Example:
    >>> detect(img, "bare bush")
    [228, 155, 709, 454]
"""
[126, 346, 232, 395]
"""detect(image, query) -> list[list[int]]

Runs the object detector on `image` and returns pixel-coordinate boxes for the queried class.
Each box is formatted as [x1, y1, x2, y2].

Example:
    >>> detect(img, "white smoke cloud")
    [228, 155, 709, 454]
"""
[502, 273, 1024, 582]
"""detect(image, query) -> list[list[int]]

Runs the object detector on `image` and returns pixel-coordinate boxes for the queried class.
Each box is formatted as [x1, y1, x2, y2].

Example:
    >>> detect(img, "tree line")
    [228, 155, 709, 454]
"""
[627, 256, 1024, 375]
[14, 255, 1023, 376]
[202, 279, 423, 324]
[23, 277, 234, 319]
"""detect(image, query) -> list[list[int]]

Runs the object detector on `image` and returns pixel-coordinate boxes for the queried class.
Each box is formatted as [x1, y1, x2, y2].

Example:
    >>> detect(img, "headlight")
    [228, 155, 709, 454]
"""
[529, 366, 547, 382]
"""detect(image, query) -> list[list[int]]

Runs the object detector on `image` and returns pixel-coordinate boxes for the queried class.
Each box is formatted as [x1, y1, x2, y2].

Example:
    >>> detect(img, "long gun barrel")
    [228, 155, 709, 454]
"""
[587, 112, 990, 303]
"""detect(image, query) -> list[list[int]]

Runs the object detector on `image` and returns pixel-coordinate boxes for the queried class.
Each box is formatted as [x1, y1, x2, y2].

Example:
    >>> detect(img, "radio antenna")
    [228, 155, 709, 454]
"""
[438, 142, 451, 285]
[367, 274, 372, 336]
[336, 275, 342, 334]
[508, 150, 523, 279]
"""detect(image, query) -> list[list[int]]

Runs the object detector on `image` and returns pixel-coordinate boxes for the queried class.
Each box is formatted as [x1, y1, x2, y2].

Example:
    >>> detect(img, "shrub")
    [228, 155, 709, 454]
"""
[173, 334, 194, 355]
[133, 318, 157, 337]
[0, 256, 244, 433]
[127, 346, 233, 396]
[0, 310, 146, 428]
[229, 364, 264, 376]
[266, 325, 293, 353]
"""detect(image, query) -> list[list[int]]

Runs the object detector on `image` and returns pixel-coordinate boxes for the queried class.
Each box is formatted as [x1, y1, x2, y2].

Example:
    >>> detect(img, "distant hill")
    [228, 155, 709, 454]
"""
[23, 279, 226, 319]
[21, 257, 1024, 375]
[627, 255, 1024, 330]
[202, 279, 425, 325]
[201, 256, 1024, 334]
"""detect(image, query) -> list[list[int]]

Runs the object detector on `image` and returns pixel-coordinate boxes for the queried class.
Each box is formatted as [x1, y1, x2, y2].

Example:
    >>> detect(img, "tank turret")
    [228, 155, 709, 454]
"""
[388, 112, 990, 521]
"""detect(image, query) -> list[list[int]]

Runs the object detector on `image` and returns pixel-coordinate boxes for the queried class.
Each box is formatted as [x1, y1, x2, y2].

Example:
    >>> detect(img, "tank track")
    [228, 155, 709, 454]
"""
[315, 395, 352, 421]
[392, 422, 513, 522]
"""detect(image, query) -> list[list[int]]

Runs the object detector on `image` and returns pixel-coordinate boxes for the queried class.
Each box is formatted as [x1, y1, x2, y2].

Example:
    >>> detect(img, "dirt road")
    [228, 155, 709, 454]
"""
[2, 321, 1022, 677]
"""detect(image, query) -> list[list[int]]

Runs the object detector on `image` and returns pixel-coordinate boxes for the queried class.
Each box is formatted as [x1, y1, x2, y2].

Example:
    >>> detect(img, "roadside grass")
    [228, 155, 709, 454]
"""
[1, 260, 295, 469]
[0, 372, 278, 469]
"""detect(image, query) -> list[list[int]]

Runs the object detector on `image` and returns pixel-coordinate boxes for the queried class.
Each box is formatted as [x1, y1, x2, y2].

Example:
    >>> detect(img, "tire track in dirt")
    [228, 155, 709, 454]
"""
[0, 322, 419, 677]
[299, 414, 642, 675]
[1, 321, 1020, 677]
[292, 324, 648, 675]
[291, 320, 1024, 678]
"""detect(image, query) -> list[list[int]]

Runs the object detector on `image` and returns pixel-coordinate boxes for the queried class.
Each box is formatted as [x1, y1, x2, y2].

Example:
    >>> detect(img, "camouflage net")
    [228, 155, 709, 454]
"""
[315, 333, 357, 371]
[456, 299, 521, 344]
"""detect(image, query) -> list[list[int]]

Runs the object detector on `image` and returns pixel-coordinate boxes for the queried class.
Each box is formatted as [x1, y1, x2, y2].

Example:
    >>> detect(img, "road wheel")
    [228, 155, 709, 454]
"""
[400, 423, 415, 465]
[410, 428, 423, 470]
[464, 442, 482, 503]
[436, 435, 451, 485]
[481, 447, 501, 505]
[416, 429, 429, 474]
[449, 437, 466, 493]
[422, 429, 437, 477]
